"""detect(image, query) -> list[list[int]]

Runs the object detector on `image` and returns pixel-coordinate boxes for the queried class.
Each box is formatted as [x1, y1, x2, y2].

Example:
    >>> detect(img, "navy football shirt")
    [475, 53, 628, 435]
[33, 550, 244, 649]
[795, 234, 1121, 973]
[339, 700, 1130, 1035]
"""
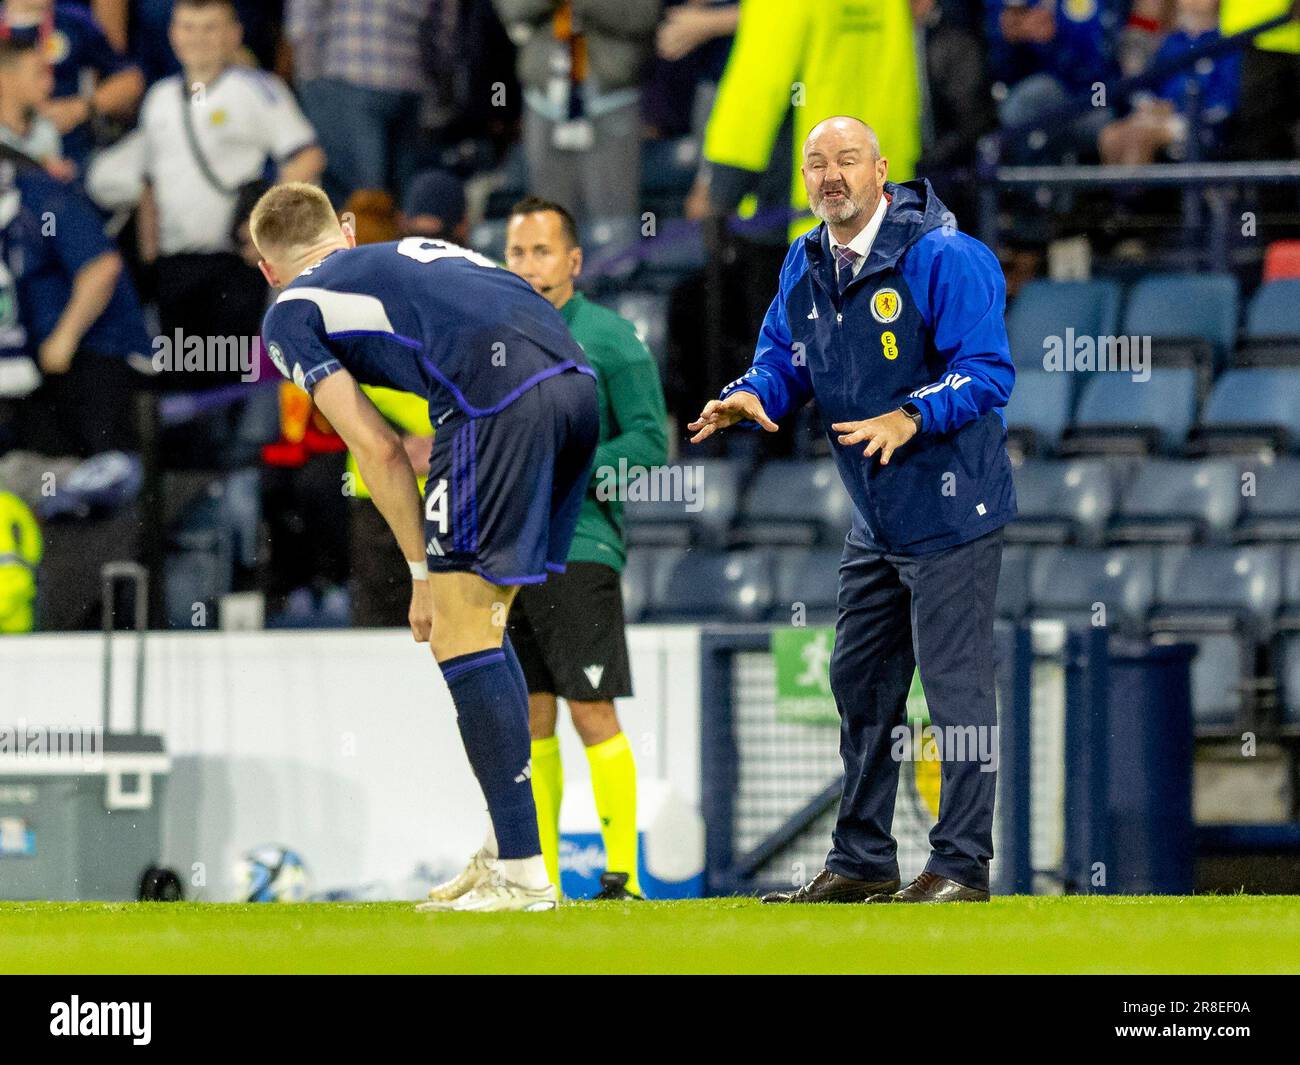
[2, 4, 138, 163]
[2, 161, 151, 359]
[260, 238, 590, 416]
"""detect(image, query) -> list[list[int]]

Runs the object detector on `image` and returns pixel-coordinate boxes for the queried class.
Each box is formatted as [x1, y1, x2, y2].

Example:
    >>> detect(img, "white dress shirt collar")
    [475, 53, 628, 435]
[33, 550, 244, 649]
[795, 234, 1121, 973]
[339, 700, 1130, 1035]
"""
[829, 193, 889, 278]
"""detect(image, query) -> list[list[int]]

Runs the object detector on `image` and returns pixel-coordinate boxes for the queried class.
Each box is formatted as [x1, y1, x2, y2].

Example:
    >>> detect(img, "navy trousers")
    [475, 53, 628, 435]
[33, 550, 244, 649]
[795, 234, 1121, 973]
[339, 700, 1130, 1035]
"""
[825, 526, 1004, 891]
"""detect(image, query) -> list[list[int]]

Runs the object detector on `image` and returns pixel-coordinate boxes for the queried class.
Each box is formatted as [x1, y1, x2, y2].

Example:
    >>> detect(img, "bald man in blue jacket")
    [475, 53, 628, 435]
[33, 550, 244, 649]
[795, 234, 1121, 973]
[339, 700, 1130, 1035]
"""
[692, 116, 1016, 904]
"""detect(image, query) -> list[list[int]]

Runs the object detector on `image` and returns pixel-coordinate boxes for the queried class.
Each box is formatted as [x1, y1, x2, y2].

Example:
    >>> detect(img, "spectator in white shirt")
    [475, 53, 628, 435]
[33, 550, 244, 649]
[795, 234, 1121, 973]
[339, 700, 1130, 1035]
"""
[87, 0, 324, 384]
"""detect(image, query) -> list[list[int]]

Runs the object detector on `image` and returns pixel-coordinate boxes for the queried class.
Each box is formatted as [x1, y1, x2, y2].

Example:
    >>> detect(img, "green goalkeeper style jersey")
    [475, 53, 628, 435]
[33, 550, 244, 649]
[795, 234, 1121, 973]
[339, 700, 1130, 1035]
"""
[559, 292, 669, 573]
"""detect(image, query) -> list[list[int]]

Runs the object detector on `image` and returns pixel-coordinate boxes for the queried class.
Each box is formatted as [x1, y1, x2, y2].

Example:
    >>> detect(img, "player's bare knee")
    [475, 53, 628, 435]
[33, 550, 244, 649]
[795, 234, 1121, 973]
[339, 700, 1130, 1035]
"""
[568, 700, 620, 745]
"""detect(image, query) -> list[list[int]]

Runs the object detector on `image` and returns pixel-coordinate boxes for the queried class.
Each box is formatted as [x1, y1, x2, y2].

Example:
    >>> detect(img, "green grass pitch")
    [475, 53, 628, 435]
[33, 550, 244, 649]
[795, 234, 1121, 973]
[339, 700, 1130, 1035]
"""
[3, 896, 1298, 974]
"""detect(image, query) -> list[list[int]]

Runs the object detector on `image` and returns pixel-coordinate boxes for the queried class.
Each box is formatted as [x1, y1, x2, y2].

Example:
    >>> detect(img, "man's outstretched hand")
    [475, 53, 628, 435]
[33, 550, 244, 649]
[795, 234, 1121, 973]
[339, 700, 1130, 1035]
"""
[688, 391, 778, 443]
[833, 409, 918, 465]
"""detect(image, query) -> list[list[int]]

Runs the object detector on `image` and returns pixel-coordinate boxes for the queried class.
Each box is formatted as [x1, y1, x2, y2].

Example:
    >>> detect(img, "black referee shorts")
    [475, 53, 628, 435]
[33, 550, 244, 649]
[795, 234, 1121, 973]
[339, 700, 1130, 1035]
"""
[507, 561, 633, 702]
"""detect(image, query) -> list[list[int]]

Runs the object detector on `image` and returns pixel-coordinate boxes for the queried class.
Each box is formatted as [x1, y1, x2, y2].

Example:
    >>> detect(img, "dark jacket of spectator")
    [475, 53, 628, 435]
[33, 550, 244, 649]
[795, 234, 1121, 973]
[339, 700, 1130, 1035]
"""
[1152, 27, 1241, 124]
[983, 0, 1125, 93]
[918, 0, 997, 170]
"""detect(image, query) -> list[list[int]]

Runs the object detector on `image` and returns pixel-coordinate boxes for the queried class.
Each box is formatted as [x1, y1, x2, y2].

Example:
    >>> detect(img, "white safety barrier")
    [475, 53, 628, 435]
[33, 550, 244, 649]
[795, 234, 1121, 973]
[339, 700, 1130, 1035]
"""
[0, 625, 702, 900]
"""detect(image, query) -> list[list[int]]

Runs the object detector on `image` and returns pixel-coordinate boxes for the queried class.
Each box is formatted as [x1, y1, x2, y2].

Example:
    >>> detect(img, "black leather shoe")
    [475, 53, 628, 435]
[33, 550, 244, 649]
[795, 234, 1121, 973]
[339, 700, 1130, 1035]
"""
[869, 870, 989, 903]
[761, 868, 901, 904]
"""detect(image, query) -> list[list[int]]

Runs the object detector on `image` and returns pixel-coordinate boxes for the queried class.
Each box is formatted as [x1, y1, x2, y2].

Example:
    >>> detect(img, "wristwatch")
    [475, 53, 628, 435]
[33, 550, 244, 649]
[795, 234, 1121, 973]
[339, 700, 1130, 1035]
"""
[899, 402, 924, 432]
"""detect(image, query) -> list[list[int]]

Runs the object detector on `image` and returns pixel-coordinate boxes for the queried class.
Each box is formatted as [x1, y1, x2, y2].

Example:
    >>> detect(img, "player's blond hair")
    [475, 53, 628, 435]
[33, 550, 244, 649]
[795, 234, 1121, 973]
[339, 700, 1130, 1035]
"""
[249, 182, 340, 260]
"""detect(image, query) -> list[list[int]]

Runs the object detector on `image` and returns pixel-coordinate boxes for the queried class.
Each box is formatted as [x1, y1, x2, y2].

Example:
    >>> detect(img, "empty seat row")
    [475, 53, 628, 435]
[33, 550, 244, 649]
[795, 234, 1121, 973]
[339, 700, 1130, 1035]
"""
[1005, 363, 1300, 456]
[619, 543, 1300, 727]
[624, 457, 1300, 551]
[1007, 275, 1299, 377]
[624, 458, 855, 550]
[998, 543, 1300, 727]
[620, 542, 1300, 633]
[996, 543, 1300, 634]
[1010, 457, 1300, 546]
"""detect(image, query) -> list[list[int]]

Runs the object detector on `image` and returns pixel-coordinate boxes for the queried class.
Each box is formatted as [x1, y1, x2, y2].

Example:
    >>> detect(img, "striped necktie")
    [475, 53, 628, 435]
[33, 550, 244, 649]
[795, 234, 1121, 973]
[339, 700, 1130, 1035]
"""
[835, 245, 861, 292]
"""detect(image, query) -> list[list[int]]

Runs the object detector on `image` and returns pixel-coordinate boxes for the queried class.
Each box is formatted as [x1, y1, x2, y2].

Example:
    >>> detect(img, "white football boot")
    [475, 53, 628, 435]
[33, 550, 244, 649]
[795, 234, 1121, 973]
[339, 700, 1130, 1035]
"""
[420, 868, 557, 913]
[420, 849, 496, 909]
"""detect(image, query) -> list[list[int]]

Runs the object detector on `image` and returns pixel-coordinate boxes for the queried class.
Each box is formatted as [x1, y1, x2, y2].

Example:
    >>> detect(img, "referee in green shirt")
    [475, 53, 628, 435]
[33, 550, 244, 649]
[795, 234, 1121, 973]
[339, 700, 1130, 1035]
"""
[504, 197, 669, 900]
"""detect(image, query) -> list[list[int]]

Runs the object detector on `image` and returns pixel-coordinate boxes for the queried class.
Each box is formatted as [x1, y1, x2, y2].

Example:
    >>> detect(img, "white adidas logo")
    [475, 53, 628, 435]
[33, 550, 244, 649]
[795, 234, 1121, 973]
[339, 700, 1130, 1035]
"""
[583, 664, 604, 689]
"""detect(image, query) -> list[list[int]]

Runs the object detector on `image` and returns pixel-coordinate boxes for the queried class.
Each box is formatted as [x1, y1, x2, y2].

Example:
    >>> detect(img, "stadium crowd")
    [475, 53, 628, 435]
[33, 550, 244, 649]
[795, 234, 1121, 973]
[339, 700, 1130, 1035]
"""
[0, 0, 1296, 638]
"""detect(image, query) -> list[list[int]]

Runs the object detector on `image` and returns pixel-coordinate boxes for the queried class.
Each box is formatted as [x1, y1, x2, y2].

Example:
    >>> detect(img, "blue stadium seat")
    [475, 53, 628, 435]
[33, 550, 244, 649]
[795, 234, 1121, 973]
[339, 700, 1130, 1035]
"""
[166, 488, 235, 628]
[1194, 368, 1300, 453]
[1028, 546, 1157, 635]
[228, 387, 281, 466]
[1149, 545, 1283, 727]
[211, 469, 262, 571]
[1006, 459, 1116, 545]
[1005, 279, 1121, 373]
[165, 549, 231, 629]
[481, 144, 527, 218]
[1153, 545, 1282, 633]
[645, 548, 775, 623]
[1067, 367, 1199, 454]
[1121, 273, 1239, 370]
[639, 218, 706, 290]
[601, 290, 670, 371]
[1236, 459, 1300, 542]
[642, 136, 700, 195]
[1277, 633, 1300, 725]
[1152, 630, 1247, 728]
[621, 547, 672, 623]
[624, 458, 742, 549]
[468, 219, 507, 262]
[731, 460, 856, 547]
[771, 548, 842, 624]
[1002, 371, 1073, 455]
[1236, 281, 1300, 367]
[577, 216, 642, 289]
[1244, 280, 1300, 342]
[1281, 544, 1300, 630]
[1108, 459, 1241, 543]
[996, 544, 1032, 620]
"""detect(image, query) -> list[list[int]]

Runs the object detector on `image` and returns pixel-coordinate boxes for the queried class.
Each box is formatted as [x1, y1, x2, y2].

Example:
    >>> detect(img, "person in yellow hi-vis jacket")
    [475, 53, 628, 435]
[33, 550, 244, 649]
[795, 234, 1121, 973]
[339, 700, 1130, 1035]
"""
[692, 0, 921, 239]
[1220, 0, 1300, 160]
[0, 491, 41, 634]
[347, 387, 434, 627]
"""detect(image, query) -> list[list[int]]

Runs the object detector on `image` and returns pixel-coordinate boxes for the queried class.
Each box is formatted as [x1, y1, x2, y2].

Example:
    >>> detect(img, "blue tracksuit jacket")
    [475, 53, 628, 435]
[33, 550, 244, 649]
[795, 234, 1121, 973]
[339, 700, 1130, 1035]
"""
[720, 179, 1017, 555]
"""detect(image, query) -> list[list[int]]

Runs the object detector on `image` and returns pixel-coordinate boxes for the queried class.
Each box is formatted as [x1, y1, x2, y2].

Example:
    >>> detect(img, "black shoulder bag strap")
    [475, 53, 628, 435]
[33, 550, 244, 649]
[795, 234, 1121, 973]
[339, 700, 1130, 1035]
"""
[178, 79, 242, 197]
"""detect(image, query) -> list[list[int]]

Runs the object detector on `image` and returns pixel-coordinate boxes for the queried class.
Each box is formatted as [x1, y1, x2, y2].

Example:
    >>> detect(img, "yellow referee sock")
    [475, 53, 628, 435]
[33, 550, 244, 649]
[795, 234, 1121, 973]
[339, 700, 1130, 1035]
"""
[530, 735, 563, 890]
[586, 732, 640, 895]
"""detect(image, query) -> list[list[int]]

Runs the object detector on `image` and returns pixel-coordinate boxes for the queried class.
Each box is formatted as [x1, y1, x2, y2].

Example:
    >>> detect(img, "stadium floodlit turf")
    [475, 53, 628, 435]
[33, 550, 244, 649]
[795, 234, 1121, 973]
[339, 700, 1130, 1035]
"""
[3, 896, 1298, 974]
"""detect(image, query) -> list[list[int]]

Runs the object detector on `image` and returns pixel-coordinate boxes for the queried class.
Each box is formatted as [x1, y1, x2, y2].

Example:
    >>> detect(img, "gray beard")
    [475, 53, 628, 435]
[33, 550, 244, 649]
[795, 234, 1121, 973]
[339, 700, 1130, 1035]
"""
[812, 192, 865, 225]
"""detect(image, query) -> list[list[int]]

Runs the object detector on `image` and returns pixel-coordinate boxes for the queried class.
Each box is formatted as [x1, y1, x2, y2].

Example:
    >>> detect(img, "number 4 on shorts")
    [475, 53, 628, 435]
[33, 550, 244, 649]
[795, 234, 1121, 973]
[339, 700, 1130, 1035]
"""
[425, 478, 450, 535]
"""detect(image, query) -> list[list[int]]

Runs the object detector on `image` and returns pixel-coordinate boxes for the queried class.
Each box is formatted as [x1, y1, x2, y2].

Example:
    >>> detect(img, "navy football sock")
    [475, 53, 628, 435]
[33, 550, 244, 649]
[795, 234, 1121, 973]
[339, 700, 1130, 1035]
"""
[500, 633, 531, 708]
[439, 646, 541, 860]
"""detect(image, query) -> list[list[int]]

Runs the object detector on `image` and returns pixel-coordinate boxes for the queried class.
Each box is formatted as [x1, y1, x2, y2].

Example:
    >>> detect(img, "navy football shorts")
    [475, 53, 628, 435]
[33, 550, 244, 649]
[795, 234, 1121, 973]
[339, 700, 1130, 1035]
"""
[424, 366, 599, 585]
